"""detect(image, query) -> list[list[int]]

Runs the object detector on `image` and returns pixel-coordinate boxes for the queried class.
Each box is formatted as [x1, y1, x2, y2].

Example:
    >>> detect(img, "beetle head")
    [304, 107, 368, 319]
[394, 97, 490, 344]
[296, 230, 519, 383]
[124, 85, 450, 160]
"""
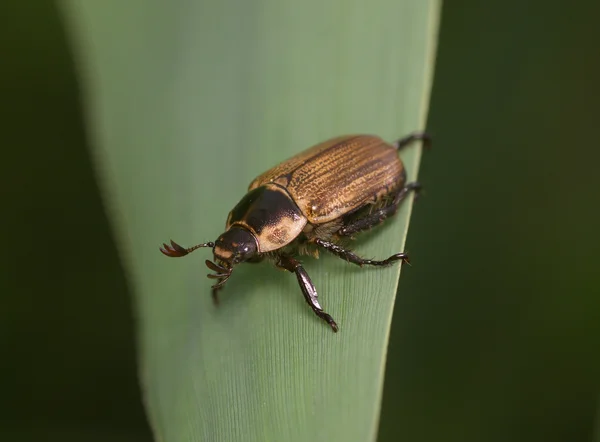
[159, 226, 258, 289]
[212, 226, 259, 266]
[194, 226, 257, 288]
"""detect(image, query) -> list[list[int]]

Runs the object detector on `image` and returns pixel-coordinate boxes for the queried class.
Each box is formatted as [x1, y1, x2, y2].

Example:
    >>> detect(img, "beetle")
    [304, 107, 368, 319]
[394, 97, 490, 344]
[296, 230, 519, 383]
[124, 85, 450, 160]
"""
[160, 131, 430, 332]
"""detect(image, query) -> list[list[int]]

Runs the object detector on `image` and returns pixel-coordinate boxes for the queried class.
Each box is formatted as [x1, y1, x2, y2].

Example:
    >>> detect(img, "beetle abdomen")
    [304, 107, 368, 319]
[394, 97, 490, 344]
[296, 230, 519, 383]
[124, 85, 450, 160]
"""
[249, 135, 405, 224]
[226, 184, 307, 253]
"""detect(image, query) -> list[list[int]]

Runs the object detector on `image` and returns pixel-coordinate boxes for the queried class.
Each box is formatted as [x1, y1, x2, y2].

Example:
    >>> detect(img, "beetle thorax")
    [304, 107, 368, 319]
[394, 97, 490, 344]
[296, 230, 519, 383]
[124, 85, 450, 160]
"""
[226, 184, 308, 253]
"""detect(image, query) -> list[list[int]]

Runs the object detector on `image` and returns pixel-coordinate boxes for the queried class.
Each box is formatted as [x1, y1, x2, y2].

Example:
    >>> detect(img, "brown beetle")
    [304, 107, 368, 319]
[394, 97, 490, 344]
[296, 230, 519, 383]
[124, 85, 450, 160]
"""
[160, 132, 429, 332]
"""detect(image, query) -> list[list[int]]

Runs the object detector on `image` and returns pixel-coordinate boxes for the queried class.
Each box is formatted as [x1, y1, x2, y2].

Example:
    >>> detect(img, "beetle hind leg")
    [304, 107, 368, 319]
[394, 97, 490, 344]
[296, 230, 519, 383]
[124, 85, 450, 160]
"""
[393, 131, 432, 151]
[315, 238, 409, 267]
[338, 182, 421, 237]
[276, 254, 338, 332]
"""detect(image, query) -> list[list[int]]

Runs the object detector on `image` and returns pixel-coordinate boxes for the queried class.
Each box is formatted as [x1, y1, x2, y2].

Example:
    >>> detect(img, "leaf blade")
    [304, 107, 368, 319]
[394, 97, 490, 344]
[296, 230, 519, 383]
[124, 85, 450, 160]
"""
[60, 1, 441, 440]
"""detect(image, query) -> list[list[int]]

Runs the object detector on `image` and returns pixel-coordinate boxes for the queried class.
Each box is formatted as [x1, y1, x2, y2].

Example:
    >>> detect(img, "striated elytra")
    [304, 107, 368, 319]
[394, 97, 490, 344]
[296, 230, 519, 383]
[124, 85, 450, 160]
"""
[160, 132, 430, 332]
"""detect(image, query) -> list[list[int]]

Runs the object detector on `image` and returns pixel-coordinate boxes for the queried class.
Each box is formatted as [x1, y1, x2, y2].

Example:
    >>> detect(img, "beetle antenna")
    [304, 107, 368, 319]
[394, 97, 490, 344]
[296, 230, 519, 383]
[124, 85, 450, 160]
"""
[160, 239, 214, 257]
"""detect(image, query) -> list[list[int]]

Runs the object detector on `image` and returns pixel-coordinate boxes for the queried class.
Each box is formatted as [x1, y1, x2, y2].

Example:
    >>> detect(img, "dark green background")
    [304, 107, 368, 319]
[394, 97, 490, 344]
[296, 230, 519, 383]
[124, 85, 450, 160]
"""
[1, 1, 598, 441]
[381, 2, 600, 441]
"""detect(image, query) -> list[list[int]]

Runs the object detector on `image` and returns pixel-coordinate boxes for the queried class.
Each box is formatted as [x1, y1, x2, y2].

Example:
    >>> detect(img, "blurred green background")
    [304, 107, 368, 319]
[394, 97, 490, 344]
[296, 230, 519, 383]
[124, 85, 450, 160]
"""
[379, 1, 600, 442]
[1, 1, 598, 441]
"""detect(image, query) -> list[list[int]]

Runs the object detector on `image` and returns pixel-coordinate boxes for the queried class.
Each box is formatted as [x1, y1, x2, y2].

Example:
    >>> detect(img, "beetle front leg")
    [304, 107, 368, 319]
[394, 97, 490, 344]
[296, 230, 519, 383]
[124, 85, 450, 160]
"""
[276, 254, 338, 332]
[315, 238, 409, 267]
[338, 182, 422, 237]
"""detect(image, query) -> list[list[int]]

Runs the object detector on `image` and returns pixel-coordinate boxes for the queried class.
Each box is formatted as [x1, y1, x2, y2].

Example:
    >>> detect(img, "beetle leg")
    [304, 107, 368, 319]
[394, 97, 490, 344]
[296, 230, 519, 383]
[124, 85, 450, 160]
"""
[209, 273, 232, 306]
[314, 238, 409, 267]
[393, 131, 432, 151]
[276, 255, 338, 332]
[338, 182, 421, 237]
[211, 286, 222, 305]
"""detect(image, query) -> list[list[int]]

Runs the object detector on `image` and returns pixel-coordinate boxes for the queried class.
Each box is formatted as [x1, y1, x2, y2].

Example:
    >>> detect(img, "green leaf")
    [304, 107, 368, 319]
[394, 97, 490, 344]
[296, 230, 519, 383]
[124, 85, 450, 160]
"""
[60, 1, 440, 440]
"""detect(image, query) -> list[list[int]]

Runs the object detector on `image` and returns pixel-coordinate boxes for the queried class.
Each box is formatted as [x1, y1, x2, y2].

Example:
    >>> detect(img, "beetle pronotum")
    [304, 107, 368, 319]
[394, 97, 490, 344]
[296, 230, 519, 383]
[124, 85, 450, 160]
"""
[160, 132, 430, 332]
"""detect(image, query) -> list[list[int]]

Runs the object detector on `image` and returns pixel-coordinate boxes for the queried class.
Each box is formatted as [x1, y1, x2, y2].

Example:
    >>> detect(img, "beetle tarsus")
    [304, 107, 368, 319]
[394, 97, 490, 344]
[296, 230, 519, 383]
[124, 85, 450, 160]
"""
[390, 181, 422, 205]
[315, 238, 409, 267]
[324, 314, 338, 332]
[338, 181, 421, 237]
[276, 254, 338, 333]
[394, 131, 432, 151]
